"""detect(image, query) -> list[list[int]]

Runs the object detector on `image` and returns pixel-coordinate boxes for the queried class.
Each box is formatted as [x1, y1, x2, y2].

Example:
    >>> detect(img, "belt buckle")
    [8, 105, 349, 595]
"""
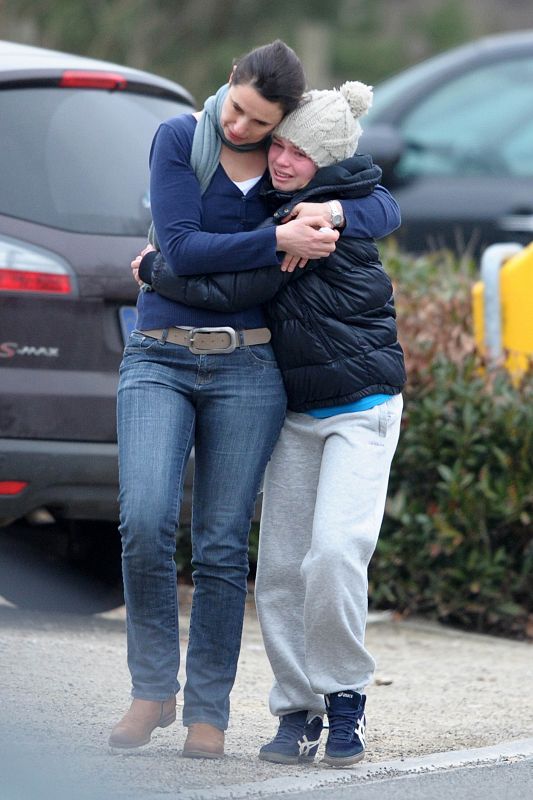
[189, 326, 237, 355]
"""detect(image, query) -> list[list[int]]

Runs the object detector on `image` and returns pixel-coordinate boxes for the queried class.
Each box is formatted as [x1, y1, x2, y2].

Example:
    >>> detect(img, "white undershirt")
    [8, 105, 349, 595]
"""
[232, 175, 263, 195]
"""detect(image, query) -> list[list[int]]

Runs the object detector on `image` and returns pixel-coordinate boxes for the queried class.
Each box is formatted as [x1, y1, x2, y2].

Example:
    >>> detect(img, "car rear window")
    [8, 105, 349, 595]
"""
[0, 87, 193, 234]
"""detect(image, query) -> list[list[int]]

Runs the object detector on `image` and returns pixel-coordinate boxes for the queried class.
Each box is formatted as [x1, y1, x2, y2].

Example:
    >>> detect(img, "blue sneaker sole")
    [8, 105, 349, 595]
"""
[322, 750, 365, 767]
[258, 751, 316, 765]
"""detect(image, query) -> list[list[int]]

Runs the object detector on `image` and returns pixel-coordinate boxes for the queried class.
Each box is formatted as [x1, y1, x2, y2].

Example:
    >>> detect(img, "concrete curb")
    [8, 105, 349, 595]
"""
[175, 739, 533, 799]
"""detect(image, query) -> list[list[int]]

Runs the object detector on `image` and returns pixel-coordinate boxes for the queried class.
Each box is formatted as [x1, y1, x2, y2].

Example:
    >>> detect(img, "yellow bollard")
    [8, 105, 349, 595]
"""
[500, 242, 533, 382]
[471, 280, 485, 356]
[473, 241, 533, 383]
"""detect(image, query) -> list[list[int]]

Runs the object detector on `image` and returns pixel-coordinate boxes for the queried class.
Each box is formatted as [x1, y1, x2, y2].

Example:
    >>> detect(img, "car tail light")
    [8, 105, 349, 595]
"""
[0, 481, 28, 495]
[59, 70, 127, 90]
[0, 236, 75, 295]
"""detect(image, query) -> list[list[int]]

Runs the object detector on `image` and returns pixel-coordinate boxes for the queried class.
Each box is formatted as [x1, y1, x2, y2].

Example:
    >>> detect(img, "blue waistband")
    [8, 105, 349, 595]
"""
[306, 394, 392, 419]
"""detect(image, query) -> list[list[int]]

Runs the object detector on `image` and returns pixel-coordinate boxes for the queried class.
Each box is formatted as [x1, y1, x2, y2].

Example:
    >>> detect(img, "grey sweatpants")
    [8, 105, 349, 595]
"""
[254, 394, 403, 718]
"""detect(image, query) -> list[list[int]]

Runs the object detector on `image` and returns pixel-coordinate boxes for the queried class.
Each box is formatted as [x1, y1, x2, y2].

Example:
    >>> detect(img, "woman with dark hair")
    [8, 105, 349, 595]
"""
[110, 40, 401, 760]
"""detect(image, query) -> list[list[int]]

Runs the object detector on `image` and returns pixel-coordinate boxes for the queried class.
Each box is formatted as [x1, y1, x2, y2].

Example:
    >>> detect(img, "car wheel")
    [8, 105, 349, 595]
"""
[0, 519, 124, 613]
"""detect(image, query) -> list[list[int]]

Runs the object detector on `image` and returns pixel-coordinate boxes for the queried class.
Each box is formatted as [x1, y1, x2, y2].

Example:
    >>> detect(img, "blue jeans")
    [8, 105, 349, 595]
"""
[117, 331, 286, 730]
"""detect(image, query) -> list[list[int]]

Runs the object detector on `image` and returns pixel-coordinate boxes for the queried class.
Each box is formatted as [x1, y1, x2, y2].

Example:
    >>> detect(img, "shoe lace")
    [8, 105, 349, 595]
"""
[327, 708, 358, 740]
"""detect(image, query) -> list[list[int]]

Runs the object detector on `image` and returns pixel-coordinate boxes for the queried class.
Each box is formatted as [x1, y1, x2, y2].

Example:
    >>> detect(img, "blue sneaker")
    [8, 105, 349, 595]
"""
[259, 711, 323, 764]
[323, 691, 366, 766]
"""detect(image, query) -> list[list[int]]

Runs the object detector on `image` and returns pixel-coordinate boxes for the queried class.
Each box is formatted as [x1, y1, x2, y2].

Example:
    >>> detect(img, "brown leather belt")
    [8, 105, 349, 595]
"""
[139, 326, 271, 355]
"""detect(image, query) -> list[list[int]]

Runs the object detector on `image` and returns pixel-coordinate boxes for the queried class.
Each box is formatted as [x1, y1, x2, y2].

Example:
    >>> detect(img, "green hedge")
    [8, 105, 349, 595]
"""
[368, 246, 533, 639]
[370, 357, 533, 638]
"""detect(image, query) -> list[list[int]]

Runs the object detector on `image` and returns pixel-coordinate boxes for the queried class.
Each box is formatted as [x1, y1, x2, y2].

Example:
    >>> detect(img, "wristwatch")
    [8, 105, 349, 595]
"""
[327, 200, 344, 229]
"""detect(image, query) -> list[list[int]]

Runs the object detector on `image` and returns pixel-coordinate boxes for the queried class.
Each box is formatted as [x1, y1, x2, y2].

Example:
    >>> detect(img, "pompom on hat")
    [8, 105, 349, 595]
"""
[273, 81, 373, 167]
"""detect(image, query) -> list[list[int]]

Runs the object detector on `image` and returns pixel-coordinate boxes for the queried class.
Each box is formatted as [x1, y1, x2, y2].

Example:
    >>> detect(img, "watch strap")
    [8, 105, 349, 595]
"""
[327, 200, 344, 228]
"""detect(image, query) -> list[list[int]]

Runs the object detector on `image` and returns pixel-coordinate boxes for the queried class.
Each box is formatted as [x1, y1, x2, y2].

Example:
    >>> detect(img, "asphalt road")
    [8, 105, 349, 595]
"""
[254, 758, 533, 800]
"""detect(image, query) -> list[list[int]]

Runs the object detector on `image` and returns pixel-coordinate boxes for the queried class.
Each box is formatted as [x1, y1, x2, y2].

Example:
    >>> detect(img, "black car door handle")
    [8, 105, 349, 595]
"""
[498, 213, 533, 233]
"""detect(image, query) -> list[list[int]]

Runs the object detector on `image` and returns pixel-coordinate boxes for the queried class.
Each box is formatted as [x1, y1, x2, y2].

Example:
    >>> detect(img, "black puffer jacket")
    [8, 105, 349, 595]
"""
[141, 155, 406, 412]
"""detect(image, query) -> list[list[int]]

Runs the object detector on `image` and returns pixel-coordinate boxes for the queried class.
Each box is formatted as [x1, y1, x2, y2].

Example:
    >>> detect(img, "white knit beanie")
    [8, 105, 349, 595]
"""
[273, 81, 373, 167]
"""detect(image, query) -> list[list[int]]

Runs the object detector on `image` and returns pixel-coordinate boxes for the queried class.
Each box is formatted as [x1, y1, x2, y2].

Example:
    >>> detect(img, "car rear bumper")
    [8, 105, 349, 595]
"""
[0, 437, 267, 533]
[0, 438, 121, 523]
[0, 439, 194, 525]
[0, 438, 194, 525]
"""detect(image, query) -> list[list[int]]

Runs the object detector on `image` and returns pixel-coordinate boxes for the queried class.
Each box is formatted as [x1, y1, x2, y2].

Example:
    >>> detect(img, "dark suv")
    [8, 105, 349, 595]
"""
[0, 40, 195, 531]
